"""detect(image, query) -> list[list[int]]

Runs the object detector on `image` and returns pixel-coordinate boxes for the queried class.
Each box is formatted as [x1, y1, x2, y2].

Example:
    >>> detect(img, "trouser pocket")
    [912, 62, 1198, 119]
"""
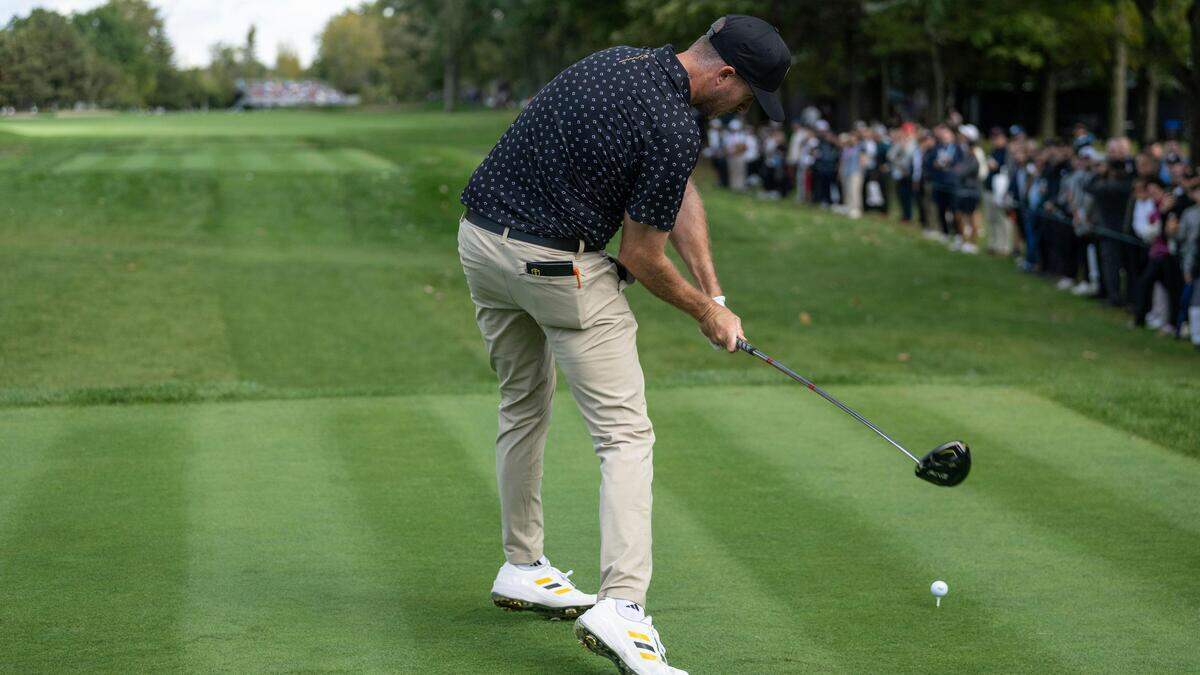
[512, 252, 622, 329]
[513, 258, 587, 329]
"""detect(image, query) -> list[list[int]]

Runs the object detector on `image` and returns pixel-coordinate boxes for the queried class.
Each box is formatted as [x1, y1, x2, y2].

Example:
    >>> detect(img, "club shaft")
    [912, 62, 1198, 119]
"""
[737, 340, 921, 464]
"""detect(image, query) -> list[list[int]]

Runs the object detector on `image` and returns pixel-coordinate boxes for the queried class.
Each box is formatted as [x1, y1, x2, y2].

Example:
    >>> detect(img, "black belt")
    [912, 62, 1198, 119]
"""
[465, 210, 603, 253]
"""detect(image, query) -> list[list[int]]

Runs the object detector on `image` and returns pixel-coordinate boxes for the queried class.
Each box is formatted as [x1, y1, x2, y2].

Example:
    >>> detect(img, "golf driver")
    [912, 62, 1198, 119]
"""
[737, 339, 971, 486]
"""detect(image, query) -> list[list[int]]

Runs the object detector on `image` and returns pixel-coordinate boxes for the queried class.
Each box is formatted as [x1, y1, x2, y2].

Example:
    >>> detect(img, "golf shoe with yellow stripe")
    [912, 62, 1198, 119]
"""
[490, 557, 596, 619]
[574, 598, 687, 674]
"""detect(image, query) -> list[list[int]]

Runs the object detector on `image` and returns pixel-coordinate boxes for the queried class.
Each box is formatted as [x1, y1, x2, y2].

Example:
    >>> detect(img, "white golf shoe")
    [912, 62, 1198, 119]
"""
[574, 598, 687, 674]
[490, 557, 596, 619]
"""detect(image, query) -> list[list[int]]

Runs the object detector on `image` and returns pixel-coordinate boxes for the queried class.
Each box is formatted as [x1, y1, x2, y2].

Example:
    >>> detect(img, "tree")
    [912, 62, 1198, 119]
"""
[73, 0, 174, 106]
[0, 9, 125, 108]
[314, 10, 385, 98]
[205, 43, 243, 107]
[274, 43, 304, 79]
[241, 25, 267, 79]
[1134, 0, 1199, 148]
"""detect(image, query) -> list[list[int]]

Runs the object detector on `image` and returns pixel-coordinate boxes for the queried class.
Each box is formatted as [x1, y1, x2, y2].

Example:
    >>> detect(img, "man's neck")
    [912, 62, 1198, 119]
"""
[676, 51, 701, 105]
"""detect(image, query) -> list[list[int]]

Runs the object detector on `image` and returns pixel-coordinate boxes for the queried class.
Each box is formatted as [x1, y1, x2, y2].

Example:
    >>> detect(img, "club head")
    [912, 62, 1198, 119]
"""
[915, 441, 971, 487]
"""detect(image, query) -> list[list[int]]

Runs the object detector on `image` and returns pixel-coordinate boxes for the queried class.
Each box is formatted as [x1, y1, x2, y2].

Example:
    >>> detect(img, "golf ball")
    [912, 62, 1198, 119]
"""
[931, 580, 949, 597]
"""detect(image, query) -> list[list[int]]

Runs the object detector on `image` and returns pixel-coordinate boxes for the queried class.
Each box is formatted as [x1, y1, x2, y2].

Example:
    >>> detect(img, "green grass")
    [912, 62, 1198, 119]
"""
[1, 109, 1198, 672]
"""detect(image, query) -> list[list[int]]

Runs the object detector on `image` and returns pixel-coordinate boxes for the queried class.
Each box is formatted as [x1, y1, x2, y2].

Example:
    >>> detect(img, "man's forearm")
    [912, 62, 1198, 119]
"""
[623, 248, 717, 322]
[668, 180, 723, 298]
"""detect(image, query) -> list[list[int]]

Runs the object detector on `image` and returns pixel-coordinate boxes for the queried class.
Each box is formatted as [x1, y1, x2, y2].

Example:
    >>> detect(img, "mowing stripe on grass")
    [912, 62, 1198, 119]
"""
[894, 388, 1200, 670]
[694, 383, 1200, 671]
[328, 148, 400, 172]
[235, 149, 280, 173]
[294, 149, 339, 173]
[323, 396, 606, 673]
[116, 152, 159, 171]
[0, 407, 60, 537]
[0, 407, 190, 671]
[429, 393, 850, 673]
[180, 398, 401, 671]
[650, 386, 1075, 672]
[180, 147, 218, 171]
[54, 152, 111, 172]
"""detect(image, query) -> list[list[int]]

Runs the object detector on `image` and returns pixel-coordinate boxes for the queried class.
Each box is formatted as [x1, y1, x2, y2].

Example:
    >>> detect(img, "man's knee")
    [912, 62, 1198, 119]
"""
[589, 409, 655, 459]
[498, 368, 555, 422]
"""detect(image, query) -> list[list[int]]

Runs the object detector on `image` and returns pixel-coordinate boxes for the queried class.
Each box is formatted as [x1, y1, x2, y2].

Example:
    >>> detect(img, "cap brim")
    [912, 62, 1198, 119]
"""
[751, 83, 785, 122]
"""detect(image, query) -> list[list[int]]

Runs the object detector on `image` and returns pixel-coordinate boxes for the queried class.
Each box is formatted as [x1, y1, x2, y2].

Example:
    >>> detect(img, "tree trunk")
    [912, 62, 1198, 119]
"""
[1143, 68, 1160, 143]
[844, 19, 861, 125]
[443, 56, 457, 113]
[880, 56, 890, 122]
[1190, 1, 1200, 155]
[929, 42, 945, 125]
[1039, 69, 1057, 139]
[440, 0, 461, 113]
[1111, 23, 1128, 138]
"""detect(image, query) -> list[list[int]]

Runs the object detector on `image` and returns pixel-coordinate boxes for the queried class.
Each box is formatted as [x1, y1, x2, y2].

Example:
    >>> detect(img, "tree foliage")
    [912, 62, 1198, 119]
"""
[0, 0, 1190, 142]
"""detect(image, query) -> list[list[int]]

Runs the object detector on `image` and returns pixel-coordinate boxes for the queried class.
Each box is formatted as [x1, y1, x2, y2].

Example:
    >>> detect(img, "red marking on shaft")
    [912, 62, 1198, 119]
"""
[807, 383, 815, 390]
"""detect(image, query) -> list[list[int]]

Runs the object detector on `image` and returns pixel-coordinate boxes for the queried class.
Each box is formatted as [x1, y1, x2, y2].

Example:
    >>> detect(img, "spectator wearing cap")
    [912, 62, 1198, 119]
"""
[837, 131, 864, 219]
[951, 124, 983, 253]
[759, 122, 789, 198]
[786, 119, 811, 202]
[724, 118, 753, 190]
[1133, 180, 1184, 333]
[811, 121, 840, 207]
[1056, 150, 1098, 294]
[1087, 145, 1136, 306]
[916, 130, 937, 233]
[862, 125, 889, 215]
[929, 124, 962, 240]
[1071, 122, 1096, 153]
[1037, 140, 1073, 276]
[984, 127, 1014, 256]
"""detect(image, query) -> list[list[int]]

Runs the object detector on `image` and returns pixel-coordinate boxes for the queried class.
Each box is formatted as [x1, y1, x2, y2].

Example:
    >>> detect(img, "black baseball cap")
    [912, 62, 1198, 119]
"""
[707, 15, 791, 122]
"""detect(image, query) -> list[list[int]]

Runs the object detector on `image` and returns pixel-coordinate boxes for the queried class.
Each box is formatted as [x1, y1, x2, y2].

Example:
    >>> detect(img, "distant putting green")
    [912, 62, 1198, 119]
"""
[1, 110, 1198, 672]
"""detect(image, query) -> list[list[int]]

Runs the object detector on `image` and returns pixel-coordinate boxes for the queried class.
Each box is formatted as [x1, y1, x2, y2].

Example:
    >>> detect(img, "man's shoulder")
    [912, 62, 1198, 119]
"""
[575, 45, 650, 68]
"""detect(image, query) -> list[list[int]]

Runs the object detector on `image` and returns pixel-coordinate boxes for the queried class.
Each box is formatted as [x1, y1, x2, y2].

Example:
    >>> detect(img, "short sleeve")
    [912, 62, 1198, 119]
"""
[626, 123, 699, 231]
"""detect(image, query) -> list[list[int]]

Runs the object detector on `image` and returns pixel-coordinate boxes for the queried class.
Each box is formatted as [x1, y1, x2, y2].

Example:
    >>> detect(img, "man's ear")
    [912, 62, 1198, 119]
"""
[717, 65, 737, 84]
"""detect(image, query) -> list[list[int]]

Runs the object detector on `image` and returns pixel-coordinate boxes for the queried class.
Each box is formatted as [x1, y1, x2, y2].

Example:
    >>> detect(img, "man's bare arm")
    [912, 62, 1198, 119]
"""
[618, 214, 744, 351]
[668, 178, 723, 298]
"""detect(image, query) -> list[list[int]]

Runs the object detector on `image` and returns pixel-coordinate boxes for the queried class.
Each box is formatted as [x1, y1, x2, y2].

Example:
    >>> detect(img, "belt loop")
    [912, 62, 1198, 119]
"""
[577, 239, 585, 257]
[501, 226, 510, 243]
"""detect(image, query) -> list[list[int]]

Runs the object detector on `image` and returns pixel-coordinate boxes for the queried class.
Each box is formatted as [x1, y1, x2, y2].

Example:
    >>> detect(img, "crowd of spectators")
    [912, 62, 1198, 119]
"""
[701, 109, 1200, 350]
[234, 79, 359, 109]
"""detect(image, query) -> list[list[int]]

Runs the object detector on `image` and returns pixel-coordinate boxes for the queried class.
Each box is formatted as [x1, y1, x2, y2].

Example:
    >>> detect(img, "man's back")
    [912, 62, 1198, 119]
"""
[461, 45, 701, 249]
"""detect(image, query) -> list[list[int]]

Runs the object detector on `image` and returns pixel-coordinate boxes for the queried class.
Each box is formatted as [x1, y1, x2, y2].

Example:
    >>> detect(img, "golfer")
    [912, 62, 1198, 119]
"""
[457, 16, 791, 673]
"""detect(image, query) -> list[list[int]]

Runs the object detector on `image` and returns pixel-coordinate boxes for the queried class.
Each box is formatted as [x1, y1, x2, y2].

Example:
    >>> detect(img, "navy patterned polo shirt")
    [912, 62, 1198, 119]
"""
[461, 45, 702, 249]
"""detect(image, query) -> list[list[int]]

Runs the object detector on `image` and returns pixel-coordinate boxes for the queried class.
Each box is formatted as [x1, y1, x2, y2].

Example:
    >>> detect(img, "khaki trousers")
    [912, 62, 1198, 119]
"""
[456, 217, 654, 605]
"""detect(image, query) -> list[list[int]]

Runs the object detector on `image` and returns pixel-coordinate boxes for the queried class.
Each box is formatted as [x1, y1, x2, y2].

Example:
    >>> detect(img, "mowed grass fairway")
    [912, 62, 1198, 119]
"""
[1, 110, 1198, 672]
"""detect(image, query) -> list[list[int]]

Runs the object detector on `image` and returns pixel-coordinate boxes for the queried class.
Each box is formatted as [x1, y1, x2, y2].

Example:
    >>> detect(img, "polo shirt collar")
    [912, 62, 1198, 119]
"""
[653, 45, 691, 105]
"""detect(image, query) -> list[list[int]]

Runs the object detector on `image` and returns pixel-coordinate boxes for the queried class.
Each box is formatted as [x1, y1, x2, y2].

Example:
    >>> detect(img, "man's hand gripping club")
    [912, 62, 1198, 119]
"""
[618, 189, 744, 352]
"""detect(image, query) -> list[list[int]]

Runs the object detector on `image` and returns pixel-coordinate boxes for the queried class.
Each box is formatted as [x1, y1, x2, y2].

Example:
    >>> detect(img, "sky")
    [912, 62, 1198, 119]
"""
[2, 0, 361, 68]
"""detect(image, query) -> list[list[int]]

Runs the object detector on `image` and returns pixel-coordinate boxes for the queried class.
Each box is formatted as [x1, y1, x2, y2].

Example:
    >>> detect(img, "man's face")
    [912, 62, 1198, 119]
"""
[696, 65, 755, 118]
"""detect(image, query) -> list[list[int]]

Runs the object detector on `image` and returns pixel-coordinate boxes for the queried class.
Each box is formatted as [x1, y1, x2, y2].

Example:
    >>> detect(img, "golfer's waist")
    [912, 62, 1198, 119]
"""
[465, 210, 603, 253]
